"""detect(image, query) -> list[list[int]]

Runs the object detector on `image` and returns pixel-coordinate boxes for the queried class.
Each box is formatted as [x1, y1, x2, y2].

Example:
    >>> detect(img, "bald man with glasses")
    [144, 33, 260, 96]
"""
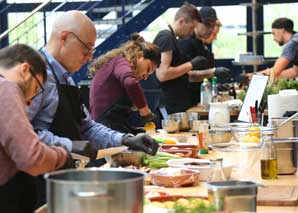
[27, 10, 159, 207]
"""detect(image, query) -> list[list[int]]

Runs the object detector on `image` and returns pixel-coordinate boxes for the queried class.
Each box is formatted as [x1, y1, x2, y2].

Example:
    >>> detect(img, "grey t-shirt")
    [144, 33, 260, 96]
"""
[281, 33, 298, 66]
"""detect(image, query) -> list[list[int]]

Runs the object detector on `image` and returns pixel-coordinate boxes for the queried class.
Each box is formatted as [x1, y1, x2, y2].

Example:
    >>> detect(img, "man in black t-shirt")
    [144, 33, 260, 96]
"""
[179, 7, 231, 79]
[177, 7, 231, 108]
[152, 3, 211, 114]
[179, 16, 225, 105]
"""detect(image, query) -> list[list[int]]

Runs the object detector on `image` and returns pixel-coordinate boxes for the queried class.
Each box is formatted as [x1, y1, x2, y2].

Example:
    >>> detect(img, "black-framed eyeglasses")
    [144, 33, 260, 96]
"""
[69, 31, 96, 56]
[19, 60, 45, 94]
[28, 67, 45, 93]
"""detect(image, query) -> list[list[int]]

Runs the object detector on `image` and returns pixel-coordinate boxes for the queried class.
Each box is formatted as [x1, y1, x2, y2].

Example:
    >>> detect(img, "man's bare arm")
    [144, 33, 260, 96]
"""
[279, 65, 298, 79]
[156, 51, 192, 82]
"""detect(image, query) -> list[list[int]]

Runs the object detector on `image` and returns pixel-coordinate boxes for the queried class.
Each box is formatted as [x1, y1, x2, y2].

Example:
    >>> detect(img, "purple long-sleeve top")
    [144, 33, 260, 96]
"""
[89, 56, 147, 120]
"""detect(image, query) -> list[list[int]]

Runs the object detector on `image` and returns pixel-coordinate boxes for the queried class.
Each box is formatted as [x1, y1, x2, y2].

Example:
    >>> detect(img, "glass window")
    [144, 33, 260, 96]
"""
[264, 3, 298, 58]
[212, 6, 247, 59]
[141, 6, 246, 60]
[141, 8, 178, 42]
[8, 12, 44, 49]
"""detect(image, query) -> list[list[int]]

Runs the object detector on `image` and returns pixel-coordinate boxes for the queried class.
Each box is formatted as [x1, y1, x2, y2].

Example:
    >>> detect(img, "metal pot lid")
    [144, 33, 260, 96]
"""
[206, 180, 262, 189]
[210, 142, 261, 151]
[272, 137, 298, 143]
[210, 124, 231, 132]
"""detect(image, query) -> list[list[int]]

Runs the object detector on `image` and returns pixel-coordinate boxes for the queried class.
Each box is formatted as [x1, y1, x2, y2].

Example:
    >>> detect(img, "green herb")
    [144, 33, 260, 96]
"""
[143, 151, 182, 169]
[173, 199, 216, 213]
[237, 79, 298, 106]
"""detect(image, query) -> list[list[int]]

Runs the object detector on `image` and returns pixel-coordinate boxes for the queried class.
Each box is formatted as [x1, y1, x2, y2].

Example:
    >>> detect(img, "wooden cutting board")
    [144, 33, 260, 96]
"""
[257, 185, 298, 206]
[96, 146, 128, 159]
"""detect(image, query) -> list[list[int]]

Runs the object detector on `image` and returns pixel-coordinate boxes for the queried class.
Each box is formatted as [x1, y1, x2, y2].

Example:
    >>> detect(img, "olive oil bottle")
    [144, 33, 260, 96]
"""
[260, 130, 278, 179]
[261, 159, 278, 179]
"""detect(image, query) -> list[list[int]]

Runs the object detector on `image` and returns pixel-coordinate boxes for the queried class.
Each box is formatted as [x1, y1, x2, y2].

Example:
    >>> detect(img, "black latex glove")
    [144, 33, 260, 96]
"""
[190, 56, 208, 70]
[62, 152, 76, 169]
[122, 133, 159, 156]
[215, 67, 232, 81]
[52, 143, 76, 169]
[72, 140, 98, 161]
[140, 112, 157, 123]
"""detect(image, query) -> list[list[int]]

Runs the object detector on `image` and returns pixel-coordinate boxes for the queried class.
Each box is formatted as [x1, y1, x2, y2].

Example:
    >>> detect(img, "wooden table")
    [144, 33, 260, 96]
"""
[146, 132, 298, 213]
[187, 104, 240, 117]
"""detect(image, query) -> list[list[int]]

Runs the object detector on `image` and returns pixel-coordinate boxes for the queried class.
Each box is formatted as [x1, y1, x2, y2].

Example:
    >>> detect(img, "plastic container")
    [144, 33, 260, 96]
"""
[160, 144, 199, 158]
[230, 123, 261, 144]
[167, 158, 233, 181]
[150, 168, 200, 187]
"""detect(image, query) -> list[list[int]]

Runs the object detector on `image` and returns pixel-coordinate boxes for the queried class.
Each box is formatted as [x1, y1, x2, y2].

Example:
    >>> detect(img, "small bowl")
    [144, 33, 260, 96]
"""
[161, 144, 199, 158]
[167, 158, 233, 181]
[150, 168, 200, 187]
[162, 119, 180, 133]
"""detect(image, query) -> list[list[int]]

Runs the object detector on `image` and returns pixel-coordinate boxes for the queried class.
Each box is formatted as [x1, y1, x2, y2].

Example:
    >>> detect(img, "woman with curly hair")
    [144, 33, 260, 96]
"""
[89, 33, 161, 134]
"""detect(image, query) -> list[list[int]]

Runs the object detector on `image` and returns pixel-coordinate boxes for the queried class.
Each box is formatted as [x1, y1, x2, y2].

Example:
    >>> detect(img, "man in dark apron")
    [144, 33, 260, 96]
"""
[0, 44, 70, 213]
[178, 7, 232, 106]
[27, 11, 159, 207]
[152, 3, 207, 114]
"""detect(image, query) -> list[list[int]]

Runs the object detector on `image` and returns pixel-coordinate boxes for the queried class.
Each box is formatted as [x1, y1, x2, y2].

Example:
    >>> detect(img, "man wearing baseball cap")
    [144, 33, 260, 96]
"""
[178, 7, 232, 107]
[258, 17, 298, 80]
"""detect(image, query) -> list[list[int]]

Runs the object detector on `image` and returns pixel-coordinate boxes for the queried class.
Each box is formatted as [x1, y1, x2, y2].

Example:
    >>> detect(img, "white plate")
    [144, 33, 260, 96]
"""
[167, 158, 233, 181]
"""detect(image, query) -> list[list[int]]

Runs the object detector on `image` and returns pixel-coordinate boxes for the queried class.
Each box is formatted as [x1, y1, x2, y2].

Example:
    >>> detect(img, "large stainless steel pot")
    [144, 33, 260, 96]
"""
[45, 168, 145, 213]
[273, 137, 298, 174]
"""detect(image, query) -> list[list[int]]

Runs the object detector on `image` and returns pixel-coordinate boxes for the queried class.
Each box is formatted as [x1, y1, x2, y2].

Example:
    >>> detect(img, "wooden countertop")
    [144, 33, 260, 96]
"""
[145, 132, 298, 212]
[187, 104, 240, 116]
[187, 104, 268, 117]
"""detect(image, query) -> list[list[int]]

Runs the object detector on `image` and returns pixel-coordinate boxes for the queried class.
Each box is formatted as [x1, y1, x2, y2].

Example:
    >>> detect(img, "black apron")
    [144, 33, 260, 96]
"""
[41, 51, 84, 140]
[35, 52, 85, 207]
[160, 25, 192, 114]
[96, 95, 143, 135]
[0, 172, 37, 213]
[0, 75, 37, 213]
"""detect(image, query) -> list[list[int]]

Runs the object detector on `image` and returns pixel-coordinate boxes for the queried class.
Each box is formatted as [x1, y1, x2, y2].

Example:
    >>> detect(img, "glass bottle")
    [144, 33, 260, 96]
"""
[207, 158, 226, 182]
[200, 78, 211, 110]
[260, 131, 278, 179]
[211, 76, 218, 102]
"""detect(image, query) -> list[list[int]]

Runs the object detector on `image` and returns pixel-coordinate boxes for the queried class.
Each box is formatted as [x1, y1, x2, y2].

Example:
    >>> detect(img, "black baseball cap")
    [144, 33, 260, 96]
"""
[199, 7, 217, 23]
[272, 17, 294, 33]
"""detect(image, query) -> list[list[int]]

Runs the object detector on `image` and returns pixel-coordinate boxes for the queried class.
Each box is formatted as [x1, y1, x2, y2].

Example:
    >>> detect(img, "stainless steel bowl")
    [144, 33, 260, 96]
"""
[162, 119, 180, 133]
[209, 128, 232, 144]
[167, 112, 200, 131]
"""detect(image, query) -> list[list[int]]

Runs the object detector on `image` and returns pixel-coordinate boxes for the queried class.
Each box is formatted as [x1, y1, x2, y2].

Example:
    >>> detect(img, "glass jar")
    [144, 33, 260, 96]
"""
[260, 131, 278, 179]
[207, 158, 226, 182]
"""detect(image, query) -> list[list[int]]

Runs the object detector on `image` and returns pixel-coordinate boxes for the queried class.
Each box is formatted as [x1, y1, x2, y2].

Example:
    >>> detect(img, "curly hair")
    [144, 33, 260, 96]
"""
[89, 33, 160, 77]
